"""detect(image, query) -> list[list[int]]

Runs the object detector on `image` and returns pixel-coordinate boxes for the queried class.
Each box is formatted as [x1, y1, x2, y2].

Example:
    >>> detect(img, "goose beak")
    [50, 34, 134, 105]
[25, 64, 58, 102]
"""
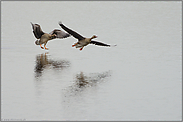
[93, 35, 97, 38]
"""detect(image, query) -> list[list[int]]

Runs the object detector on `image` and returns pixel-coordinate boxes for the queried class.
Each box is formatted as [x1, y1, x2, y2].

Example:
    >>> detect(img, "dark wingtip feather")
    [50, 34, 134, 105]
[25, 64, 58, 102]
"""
[58, 21, 62, 25]
[90, 41, 111, 47]
[58, 21, 85, 40]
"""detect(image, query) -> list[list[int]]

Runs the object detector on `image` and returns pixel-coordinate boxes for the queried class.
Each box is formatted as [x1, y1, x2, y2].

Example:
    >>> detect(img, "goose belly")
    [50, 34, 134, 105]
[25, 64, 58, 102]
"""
[75, 39, 90, 48]
[39, 34, 50, 44]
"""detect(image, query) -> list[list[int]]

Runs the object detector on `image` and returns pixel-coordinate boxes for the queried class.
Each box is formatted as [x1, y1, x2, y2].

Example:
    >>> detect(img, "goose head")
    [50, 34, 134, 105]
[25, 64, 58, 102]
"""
[91, 35, 97, 39]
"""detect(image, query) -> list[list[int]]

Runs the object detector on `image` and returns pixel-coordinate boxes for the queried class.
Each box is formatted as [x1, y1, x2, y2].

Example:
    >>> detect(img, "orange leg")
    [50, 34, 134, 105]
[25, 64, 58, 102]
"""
[40, 44, 44, 49]
[80, 47, 84, 51]
[44, 45, 49, 50]
[72, 42, 78, 47]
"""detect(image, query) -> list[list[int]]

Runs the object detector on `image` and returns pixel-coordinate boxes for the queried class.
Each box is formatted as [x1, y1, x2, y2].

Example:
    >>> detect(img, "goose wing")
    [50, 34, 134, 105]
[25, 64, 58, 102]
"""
[49, 29, 70, 39]
[31, 22, 44, 39]
[59, 22, 85, 41]
[90, 41, 111, 47]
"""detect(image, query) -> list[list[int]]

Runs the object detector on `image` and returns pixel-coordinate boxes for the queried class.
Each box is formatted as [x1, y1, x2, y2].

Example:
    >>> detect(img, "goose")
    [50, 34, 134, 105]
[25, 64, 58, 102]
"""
[31, 22, 70, 50]
[58, 21, 116, 51]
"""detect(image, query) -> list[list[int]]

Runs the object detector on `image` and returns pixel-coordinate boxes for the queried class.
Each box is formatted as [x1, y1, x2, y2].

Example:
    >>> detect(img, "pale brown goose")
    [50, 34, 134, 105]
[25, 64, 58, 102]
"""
[59, 21, 116, 51]
[31, 22, 70, 50]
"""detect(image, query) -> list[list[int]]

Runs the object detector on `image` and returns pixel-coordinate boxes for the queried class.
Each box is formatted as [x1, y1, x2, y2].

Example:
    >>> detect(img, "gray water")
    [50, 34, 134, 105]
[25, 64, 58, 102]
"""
[1, 1, 182, 121]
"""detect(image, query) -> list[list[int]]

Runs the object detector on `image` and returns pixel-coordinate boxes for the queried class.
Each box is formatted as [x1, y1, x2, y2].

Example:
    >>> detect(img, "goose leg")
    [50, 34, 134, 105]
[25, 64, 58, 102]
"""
[80, 47, 84, 51]
[44, 42, 49, 50]
[40, 44, 44, 49]
[44, 45, 49, 50]
[72, 42, 78, 47]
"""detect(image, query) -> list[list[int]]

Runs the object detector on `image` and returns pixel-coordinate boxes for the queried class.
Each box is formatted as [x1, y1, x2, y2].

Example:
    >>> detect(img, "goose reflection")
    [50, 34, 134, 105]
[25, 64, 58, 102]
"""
[34, 53, 70, 78]
[75, 71, 111, 88]
[65, 71, 112, 95]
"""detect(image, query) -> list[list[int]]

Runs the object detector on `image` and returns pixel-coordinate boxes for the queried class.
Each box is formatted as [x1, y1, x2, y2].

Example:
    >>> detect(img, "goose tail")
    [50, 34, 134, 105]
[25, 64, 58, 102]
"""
[35, 40, 40, 45]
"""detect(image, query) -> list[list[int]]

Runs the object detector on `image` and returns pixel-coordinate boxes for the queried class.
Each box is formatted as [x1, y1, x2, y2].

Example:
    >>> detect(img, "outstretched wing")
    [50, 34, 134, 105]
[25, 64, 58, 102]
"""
[90, 40, 111, 47]
[49, 29, 70, 39]
[31, 22, 44, 39]
[59, 21, 85, 41]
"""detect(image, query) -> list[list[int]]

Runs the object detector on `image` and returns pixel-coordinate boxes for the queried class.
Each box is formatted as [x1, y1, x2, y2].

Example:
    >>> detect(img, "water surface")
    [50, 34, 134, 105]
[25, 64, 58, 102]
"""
[1, 1, 182, 121]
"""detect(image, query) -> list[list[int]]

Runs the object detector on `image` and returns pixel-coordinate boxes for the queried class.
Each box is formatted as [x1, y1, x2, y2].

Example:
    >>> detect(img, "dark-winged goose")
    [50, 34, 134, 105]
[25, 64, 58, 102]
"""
[31, 22, 70, 50]
[58, 21, 116, 51]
